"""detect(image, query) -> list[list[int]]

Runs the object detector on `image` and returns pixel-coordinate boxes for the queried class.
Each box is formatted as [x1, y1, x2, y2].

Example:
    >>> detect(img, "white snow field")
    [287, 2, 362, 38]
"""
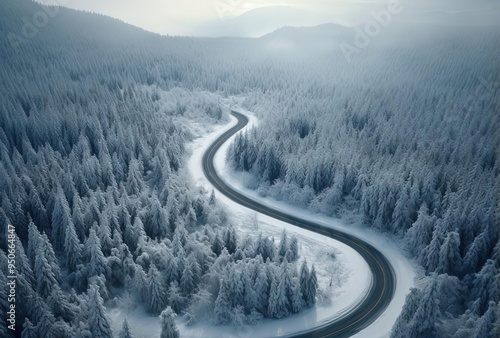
[109, 106, 415, 338]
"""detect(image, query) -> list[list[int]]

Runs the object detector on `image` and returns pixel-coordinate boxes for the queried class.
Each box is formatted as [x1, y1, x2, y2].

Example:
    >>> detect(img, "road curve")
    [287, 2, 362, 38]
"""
[202, 111, 396, 338]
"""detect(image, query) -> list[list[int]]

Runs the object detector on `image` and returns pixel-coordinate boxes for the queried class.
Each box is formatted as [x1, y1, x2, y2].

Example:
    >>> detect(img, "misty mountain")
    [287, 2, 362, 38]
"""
[192, 6, 332, 38]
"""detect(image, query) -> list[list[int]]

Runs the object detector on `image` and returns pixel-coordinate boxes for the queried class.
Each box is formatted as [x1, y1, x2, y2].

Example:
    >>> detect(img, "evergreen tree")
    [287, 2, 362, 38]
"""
[473, 301, 497, 338]
[300, 260, 311, 306]
[287, 235, 299, 262]
[168, 282, 187, 313]
[118, 318, 134, 338]
[278, 230, 289, 260]
[408, 275, 441, 337]
[51, 188, 74, 251]
[391, 288, 422, 338]
[228, 267, 244, 308]
[27, 220, 42, 265]
[88, 283, 113, 338]
[436, 230, 461, 276]
[306, 264, 318, 306]
[159, 307, 179, 338]
[21, 318, 37, 338]
[143, 197, 169, 239]
[211, 232, 224, 256]
[34, 244, 59, 299]
[146, 264, 167, 315]
[242, 268, 257, 314]
[254, 271, 270, 316]
[470, 259, 498, 314]
[214, 278, 232, 325]
[64, 218, 82, 272]
[85, 228, 109, 278]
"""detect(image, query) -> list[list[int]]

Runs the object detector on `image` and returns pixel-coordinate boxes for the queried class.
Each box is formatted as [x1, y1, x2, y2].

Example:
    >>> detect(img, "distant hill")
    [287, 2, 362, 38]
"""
[192, 6, 331, 38]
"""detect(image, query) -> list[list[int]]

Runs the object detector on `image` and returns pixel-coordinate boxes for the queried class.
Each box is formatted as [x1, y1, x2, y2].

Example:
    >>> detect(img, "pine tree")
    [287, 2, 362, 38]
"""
[214, 278, 232, 325]
[160, 307, 179, 338]
[287, 235, 299, 262]
[404, 203, 433, 257]
[180, 254, 201, 295]
[306, 264, 318, 306]
[64, 218, 82, 272]
[34, 244, 58, 299]
[473, 301, 497, 338]
[223, 226, 238, 254]
[242, 268, 257, 314]
[436, 230, 461, 276]
[254, 271, 269, 316]
[118, 318, 134, 338]
[274, 275, 290, 318]
[168, 282, 187, 313]
[267, 273, 279, 319]
[143, 197, 169, 239]
[21, 318, 37, 338]
[34, 311, 57, 337]
[39, 233, 61, 281]
[146, 264, 167, 315]
[300, 260, 311, 306]
[27, 220, 42, 265]
[88, 283, 113, 338]
[408, 275, 441, 337]
[85, 228, 109, 278]
[390, 288, 421, 338]
[421, 225, 445, 272]
[126, 159, 144, 196]
[278, 230, 289, 260]
[51, 188, 74, 251]
[470, 259, 497, 314]
[211, 232, 224, 256]
[228, 267, 244, 308]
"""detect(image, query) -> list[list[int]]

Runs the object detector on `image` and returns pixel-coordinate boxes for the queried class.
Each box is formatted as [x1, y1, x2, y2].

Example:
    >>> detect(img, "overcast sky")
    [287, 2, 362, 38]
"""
[38, 0, 498, 36]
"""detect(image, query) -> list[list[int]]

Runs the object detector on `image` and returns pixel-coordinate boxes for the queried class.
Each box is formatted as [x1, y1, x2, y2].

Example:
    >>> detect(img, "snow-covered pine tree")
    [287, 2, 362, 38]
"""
[254, 270, 270, 316]
[34, 243, 59, 299]
[390, 288, 422, 338]
[51, 188, 74, 251]
[168, 281, 187, 313]
[214, 278, 232, 325]
[87, 283, 113, 338]
[299, 260, 310, 306]
[146, 264, 167, 315]
[160, 307, 179, 338]
[64, 217, 82, 272]
[118, 318, 134, 338]
[436, 230, 461, 276]
[407, 275, 441, 337]
[85, 228, 109, 278]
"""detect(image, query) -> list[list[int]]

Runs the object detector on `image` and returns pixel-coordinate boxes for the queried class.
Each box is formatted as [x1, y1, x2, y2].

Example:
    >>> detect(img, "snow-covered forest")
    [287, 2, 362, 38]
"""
[0, 1, 321, 337]
[226, 23, 500, 338]
[1, 0, 499, 337]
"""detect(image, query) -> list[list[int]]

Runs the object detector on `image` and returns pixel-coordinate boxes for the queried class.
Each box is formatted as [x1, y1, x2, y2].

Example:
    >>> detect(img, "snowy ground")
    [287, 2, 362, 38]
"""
[109, 106, 415, 338]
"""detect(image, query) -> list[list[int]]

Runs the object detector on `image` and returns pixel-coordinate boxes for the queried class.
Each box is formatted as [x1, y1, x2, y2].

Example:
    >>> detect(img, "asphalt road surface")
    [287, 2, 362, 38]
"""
[202, 110, 396, 338]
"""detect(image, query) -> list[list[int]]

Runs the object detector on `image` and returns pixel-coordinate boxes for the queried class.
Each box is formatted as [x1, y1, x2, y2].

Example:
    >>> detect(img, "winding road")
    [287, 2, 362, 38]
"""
[202, 111, 396, 338]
